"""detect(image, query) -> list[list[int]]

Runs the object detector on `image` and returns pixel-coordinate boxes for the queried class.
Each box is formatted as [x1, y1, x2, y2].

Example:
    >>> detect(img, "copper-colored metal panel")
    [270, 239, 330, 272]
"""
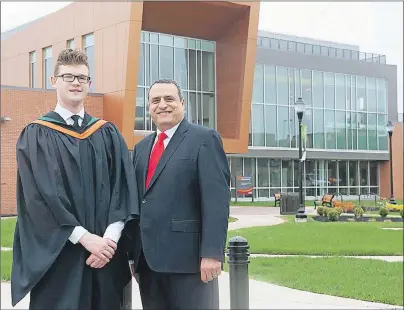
[130, 2, 144, 22]
[100, 25, 119, 93]
[141, 1, 249, 41]
[121, 90, 137, 142]
[104, 91, 124, 131]
[116, 22, 130, 92]
[74, 36, 83, 51]
[134, 1, 259, 153]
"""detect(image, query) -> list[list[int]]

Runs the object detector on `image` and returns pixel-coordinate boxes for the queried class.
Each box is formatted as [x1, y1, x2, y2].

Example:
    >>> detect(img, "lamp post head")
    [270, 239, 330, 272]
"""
[386, 121, 394, 135]
[295, 97, 306, 120]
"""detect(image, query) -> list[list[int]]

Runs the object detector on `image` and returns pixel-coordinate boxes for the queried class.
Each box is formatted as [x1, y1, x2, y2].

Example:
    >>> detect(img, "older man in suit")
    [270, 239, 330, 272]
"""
[126, 78, 230, 309]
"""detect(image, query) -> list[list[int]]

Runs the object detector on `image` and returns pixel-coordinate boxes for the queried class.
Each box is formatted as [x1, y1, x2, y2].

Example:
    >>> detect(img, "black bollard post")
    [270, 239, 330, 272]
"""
[120, 280, 132, 309]
[227, 236, 250, 310]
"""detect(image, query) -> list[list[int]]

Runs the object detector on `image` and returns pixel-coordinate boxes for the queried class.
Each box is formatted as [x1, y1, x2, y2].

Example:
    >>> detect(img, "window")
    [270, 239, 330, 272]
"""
[264, 65, 276, 104]
[252, 104, 265, 146]
[253, 64, 264, 102]
[29, 51, 36, 88]
[336, 111, 346, 149]
[277, 106, 290, 147]
[368, 114, 377, 150]
[377, 114, 388, 150]
[312, 71, 324, 108]
[377, 79, 387, 113]
[83, 33, 94, 91]
[301, 70, 312, 106]
[356, 76, 366, 111]
[325, 110, 336, 149]
[67, 39, 75, 49]
[313, 109, 325, 149]
[43, 47, 52, 89]
[265, 105, 277, 147]
[335, 74, 345, 110]
[277, 67, 288, 106]
[136, 31, 216, 131]
[367, 77, 377, 112]
[324, 72, 335, 109]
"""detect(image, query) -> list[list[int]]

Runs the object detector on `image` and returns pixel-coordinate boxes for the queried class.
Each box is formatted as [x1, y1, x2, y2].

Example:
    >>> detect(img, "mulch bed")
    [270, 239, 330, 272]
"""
[313, 215, 403, 223]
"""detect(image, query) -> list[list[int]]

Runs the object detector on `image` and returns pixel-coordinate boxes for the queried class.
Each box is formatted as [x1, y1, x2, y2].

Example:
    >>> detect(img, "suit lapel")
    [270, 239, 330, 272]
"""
[145, 119, 189, 194]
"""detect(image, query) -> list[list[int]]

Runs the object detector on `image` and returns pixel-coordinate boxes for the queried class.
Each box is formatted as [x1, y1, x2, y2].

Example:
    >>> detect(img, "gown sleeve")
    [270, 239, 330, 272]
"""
[11, 125, 81, 306]
[102, 124, 140, 226]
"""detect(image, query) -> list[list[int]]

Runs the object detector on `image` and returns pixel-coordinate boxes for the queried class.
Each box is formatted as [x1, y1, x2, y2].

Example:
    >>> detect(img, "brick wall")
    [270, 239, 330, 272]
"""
[0, 87, 104, 215]
[379, 122, 404, 201]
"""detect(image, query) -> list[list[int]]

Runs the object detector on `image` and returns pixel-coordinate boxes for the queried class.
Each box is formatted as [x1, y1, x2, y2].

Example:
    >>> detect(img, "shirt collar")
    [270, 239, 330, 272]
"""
[54, 103, 85, 122]
[156, 118, 183, 140]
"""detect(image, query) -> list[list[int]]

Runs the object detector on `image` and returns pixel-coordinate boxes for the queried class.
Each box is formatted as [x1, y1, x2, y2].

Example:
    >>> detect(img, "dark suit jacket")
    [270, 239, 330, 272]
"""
[126, 118, 230, 274]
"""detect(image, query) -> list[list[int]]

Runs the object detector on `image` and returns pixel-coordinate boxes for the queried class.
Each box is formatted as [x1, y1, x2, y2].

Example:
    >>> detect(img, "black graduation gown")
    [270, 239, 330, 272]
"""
[11, 111, 139, 310]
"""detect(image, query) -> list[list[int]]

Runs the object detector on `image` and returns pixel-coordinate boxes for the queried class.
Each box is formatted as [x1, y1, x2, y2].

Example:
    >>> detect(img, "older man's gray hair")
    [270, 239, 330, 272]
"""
[148, 79, 184, 101]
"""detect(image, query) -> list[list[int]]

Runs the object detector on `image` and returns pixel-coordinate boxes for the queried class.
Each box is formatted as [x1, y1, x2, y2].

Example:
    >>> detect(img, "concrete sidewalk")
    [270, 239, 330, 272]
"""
[2, 272, 401, 309]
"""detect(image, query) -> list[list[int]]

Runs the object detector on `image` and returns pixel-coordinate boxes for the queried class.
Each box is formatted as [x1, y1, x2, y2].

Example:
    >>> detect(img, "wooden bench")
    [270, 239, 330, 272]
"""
[314, 194, 335, 208]
[274, 193, 281, 207]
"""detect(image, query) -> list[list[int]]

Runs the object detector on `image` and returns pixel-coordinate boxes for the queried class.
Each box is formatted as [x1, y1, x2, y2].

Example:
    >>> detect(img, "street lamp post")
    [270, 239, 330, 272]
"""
[386, 121, 396, 205]
[295, 97, 307, 220]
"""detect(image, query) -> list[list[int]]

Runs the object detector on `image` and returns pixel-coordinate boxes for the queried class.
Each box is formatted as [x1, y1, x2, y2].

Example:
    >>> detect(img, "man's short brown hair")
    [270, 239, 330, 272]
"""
[54, 48, 90, 76]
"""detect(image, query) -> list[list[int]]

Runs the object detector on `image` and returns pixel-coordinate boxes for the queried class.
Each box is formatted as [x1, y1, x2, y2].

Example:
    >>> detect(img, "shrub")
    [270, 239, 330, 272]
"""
[400, 209, 403, 218]
[379, 207, 388, 218]
[333, 200, 343, 208]
[317, 206, 325, 216]
[327, 209, 339, 221]
[323, 207, 331, 217]
[353, 207, 364, 218]
[342, 202, 355, 213]
[386, 203, 404, 212]
[335, 207, 343, 216]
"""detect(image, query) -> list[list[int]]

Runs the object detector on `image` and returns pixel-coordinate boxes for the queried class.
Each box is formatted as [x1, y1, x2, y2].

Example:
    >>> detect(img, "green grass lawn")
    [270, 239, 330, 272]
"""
[227, 216, 403, 256]
[228, 216, 238, 223]
[1, 218, 16, 248]
[225, 256, 403, 306]
[1, 251, 12, 281]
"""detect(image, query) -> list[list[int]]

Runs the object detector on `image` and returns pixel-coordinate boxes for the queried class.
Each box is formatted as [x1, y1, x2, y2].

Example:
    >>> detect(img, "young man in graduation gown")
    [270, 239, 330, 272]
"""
[11, 48, 139, 310]
[127, 79, 230, 309]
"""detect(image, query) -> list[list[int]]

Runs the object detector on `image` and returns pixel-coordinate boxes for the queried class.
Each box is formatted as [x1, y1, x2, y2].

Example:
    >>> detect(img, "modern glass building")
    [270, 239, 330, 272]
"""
[1, 2, 401, 214]
[134, 30, 398, 201]
[227, 31, 398, 201]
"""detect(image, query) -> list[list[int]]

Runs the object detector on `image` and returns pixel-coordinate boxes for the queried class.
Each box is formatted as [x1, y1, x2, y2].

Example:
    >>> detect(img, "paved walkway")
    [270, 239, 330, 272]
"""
[2, 207, 403, 309]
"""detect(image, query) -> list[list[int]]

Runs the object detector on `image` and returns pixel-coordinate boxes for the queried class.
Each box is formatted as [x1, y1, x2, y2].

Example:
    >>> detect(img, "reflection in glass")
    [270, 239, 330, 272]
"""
[265, 65, 276, 104]
[377, 79, 387, 113]
[336, 111, 346, 149]
[174, 48, 188, 90]
[257, 159, 269, 187]
[325, 110, 336, 149]
[253, 64, 264, 102]
[324, 72, 335, 109]
[368, 114, 377, 150]
[277, 67, 289, 105]
[312, 71, 324, 108]
[278, 106, 290, 147]
[367, 77, 377, 112]
[377, 114, 388, 150]
[265, 105, 277, 147]
[313, 109, 325, 149]
[252, 104, 265, 146]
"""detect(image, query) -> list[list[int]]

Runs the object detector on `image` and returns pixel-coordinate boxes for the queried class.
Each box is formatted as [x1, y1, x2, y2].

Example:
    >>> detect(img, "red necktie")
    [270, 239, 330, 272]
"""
[146, 132, 167, 188]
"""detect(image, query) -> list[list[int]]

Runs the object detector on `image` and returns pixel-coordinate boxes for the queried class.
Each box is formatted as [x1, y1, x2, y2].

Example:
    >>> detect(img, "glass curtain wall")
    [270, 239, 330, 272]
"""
[250, 64, 389, 151]
[228, 157, 380, 199]
[136, 31, 216, 131]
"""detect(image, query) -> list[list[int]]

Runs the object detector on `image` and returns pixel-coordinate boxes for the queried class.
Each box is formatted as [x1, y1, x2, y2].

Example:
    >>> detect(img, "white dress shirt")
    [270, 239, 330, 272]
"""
[53, 103, 124, 244]
[153, 118, 182, 149]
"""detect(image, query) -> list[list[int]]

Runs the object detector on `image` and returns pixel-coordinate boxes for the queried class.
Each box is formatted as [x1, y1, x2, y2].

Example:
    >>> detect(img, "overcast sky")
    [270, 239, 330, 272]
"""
[1, 1, 402, 114]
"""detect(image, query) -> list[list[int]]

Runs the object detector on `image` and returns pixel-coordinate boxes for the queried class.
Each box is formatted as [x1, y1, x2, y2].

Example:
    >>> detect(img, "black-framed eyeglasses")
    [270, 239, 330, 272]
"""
[55, 74, 91, 84]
